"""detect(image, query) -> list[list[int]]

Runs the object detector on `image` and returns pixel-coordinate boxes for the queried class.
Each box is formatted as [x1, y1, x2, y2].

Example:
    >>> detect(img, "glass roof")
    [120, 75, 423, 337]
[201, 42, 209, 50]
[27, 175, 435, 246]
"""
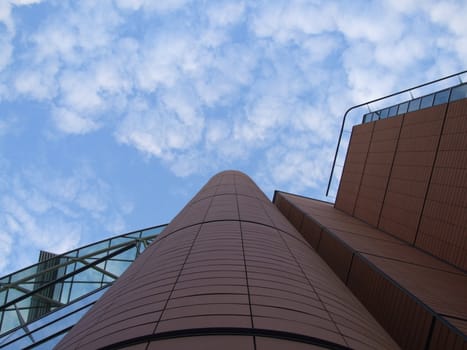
[0, 224, 167, 349]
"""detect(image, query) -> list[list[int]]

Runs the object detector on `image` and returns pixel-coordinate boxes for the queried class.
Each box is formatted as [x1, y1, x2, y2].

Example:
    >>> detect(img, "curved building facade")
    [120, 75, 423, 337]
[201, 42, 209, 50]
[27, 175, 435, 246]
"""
[56, 171, 398, 349]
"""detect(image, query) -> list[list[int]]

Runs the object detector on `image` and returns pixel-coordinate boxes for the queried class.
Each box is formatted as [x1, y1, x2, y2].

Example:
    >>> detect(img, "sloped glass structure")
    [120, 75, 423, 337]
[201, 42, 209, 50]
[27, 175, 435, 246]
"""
[0, 224, 167, 349]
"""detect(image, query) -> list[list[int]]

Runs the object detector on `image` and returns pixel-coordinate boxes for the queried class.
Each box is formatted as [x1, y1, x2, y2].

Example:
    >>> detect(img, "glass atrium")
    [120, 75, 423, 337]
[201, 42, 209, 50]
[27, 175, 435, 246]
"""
[0, 224, 167, 349]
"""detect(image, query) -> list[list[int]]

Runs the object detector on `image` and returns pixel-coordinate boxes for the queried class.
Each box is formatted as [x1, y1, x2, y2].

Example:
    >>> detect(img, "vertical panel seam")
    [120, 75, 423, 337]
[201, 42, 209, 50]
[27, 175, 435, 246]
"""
[377, 116, 405, 228]
[345, 252, 355, 285]
[414, 102, 450, 246]
[234, 174, 257, 350]
[275, 230, 350, 347]
[259, 200, 350, 347]
[149, 184, 217, 338]
[424, 316, 436, 350]
[352, 123, 376, 216]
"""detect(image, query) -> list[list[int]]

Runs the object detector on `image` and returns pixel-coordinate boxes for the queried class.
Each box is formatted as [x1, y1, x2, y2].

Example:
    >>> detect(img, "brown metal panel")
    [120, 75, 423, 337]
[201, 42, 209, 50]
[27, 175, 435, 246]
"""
[317, 232, 353, 282]
[347, 255, 432, 349]
[299, 215, 323, 249]
[353, 117, 402, 227]
[57, 171, 398, 349]
[378, 106, 446, 244]
[415, 99, 467, 269]
[363, 253, 467, 320]
[335, 123, 375, 215]
[444, 317, 467, 335]
[146, 336, 255, 350]
[255, 337, 323, 350]
[428, 319, 467, 350]
[288, 201, 305, 229]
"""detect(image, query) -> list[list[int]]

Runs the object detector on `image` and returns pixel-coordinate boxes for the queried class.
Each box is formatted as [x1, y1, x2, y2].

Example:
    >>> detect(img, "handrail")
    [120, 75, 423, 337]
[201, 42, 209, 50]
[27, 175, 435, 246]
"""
[325, 69, 467, 197]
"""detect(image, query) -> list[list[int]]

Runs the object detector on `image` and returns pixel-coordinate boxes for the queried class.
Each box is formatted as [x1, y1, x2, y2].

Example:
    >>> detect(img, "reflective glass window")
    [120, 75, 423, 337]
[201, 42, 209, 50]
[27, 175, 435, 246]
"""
[69, 282, 102, 301]
[112, 246, 137, 261]
[141, 226, 165, 237]
[105, 260, 131, 276]
[408, 98, 421, 112]
[52, 282, 63, 301]
[420, 94, 434, 109]
[450, 84, 467, 101]
[65, 263, 76, 275]
[1, 310, 20, 333]
[0, 290, 6, 305]
[434, 89, 450, 105]
[363, 113, 372, 123]
[72, 265, 103, 283]
[10, 266, 38, 283]
[388, 105, 398, 117]
[6, 288, 24, 302]
[78, 241, 110, 258]
[380, 108, 389, 119]
[398, 102, 408, 114]
[59, 278, 73, 303]
[110, 237, 133, 247]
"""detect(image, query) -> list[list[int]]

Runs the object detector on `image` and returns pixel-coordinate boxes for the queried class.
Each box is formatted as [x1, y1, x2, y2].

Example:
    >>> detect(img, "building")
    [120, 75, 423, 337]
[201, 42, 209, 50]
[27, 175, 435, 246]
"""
[0, 76, 466, 349]
[274, 80, 467, 349]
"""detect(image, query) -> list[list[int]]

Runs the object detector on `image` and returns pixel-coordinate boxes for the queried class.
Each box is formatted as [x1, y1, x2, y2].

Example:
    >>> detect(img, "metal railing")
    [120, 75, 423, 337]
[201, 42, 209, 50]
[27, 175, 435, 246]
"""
[0, 224, 167, 349]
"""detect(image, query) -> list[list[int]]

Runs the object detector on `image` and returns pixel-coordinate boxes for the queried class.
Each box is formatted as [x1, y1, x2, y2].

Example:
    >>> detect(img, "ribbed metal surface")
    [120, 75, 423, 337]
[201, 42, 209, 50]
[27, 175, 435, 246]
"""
[56, 171, 398, 349]
[275, 189, 467, 350]
[335, 97, 467, 271]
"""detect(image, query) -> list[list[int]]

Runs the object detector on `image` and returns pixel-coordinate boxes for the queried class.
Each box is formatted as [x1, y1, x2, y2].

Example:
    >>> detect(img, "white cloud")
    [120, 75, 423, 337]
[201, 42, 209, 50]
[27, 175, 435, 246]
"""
[0, 2, 13, 33]
[115, 0, 189, 13]
[0, 164, 134, 275]
[0, 2, 15, 73]
[260, 140, 334, 195]
[206, 1, 246, 27]
[10, 0, 44, 4]
[2, 0, 467, 253]
[205, 119, 231, 146]
[116, 96, 204, 161]
[59, 71, 104, 112]
[251, 1, 336, 43]
[0, 230, 13, 272]
[13, 67, 58, 100]
[52, 107, 99, 134]
[0, 37, 13, 72]
[134, 33, 202, 92]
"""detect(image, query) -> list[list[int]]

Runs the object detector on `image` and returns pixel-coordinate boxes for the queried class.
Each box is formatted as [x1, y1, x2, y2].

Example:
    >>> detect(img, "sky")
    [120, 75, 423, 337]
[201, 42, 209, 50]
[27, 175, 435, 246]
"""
[0, 0, 466, 276]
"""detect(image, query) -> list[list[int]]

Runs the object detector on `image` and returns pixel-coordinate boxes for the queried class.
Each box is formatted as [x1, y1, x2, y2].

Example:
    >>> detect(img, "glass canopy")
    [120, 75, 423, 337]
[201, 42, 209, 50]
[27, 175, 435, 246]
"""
[0, 224, 167, 349]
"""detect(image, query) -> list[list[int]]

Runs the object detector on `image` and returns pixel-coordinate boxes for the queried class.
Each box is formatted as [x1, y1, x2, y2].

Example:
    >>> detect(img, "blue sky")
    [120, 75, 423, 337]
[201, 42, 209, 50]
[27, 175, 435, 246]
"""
[0, 0, 466, 276]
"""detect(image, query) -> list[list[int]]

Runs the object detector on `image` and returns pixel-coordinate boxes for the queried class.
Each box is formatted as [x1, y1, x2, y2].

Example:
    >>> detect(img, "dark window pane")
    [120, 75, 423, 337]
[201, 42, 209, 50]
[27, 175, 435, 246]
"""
[434, 89, 450, 105]
[380, 108, 389, 118]
[372, 112, 379, 121]
[363, 113, 372, 123]
[420, 94, 434, 109]
[388, 105, 398, 117]
[408, 98, 421, 112]
[398, 102, 408, 114]
[450, 84, 467, 101]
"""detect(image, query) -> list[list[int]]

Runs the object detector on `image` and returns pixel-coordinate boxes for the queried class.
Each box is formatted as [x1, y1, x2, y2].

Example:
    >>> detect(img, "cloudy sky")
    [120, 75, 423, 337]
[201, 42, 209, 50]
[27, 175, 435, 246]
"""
[0, 0, 466, 276]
